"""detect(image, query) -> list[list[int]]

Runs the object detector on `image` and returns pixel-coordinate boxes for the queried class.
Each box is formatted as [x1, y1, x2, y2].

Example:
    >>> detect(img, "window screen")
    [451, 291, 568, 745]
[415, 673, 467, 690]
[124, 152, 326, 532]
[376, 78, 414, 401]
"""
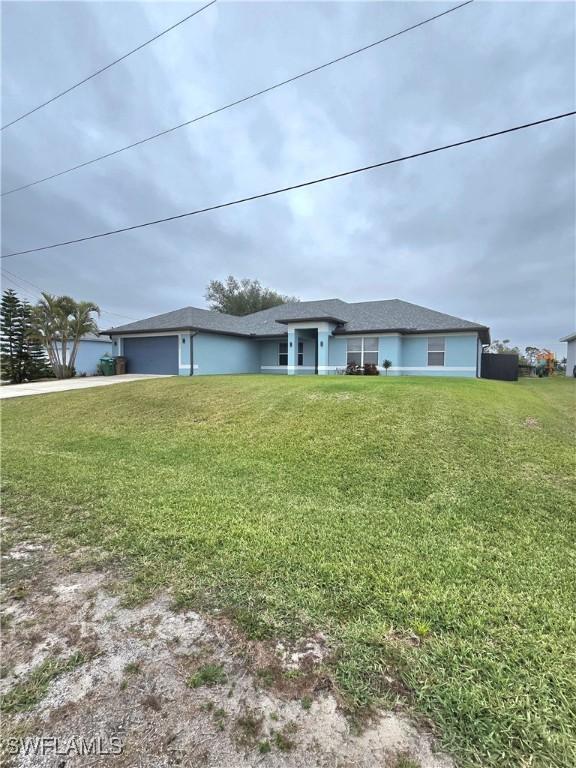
[427, 337, 445, 366]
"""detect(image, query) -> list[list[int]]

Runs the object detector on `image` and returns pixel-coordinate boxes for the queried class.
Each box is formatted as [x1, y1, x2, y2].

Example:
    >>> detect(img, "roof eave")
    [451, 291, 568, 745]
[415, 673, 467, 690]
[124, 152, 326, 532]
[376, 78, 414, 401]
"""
[106, 325, 252, 339]
[274, 315, 346, 325]
[333, 325, 491, 344]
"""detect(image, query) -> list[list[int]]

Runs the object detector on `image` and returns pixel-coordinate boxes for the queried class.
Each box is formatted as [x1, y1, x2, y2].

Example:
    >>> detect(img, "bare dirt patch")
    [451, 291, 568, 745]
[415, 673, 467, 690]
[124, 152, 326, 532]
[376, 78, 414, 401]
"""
[1, 527, 453, 768]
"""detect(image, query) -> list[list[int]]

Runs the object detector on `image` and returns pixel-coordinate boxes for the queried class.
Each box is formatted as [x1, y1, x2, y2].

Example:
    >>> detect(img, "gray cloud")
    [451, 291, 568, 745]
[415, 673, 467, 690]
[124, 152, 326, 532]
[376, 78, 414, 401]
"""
[2, 0, 574, 352]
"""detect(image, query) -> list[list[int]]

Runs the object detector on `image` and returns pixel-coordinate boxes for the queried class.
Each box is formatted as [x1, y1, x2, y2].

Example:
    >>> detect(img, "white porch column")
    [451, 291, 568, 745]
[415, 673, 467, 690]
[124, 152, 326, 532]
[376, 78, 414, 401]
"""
[317, 330, 330, 375]
[287, 329, 297, 375]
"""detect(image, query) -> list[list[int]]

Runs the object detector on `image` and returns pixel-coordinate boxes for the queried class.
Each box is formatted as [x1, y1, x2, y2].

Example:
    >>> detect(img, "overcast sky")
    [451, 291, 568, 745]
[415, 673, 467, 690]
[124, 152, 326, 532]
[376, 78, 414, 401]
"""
[2, 1, 574, 352]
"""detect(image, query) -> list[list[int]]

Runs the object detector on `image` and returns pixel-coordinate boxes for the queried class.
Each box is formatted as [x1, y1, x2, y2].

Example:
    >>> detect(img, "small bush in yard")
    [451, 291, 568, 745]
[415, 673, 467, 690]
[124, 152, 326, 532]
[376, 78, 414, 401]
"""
[364, 362, 379, 375]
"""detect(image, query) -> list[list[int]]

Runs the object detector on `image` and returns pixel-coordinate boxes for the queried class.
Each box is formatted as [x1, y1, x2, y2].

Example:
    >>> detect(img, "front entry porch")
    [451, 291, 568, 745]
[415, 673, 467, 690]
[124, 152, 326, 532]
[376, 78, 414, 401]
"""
[286, 322, 332, 375]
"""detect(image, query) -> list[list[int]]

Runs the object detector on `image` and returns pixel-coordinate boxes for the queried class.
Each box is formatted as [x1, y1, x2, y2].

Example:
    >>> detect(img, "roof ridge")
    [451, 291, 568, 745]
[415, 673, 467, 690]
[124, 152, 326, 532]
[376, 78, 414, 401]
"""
[347, 299, 395, 306]
[392, 299, 487, 326]
[186, 305, 241, 321]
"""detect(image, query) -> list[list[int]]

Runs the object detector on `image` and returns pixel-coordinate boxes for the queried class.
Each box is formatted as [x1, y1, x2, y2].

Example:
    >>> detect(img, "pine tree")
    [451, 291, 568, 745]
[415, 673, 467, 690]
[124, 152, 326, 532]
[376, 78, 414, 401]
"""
[22, 300, 50, 379]
[1, 289, 49, 383]
[1, 289, 25, 383]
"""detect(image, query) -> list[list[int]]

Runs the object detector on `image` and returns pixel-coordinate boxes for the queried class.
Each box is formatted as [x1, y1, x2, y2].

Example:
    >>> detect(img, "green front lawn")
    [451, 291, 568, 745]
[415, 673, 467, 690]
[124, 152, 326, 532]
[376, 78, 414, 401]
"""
[2, 375, 575, 766]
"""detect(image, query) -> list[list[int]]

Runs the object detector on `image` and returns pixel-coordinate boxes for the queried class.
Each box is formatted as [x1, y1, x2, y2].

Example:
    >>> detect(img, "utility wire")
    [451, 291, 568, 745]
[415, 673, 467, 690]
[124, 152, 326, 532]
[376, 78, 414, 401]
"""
[2, 110, 573, 260]
[1, 274, 40, 302]
[2, 0, 473, 197]
[1, 269, 49, 298]
[1, 268, 45, 292]
[1, 0, 216, 131]
[1, 267, 139, 320]
[1, 275, 136, 322]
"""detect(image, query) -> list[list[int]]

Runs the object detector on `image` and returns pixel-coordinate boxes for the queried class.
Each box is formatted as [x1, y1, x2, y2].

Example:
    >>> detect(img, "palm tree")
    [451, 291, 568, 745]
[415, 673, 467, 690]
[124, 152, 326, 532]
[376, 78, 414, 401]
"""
[30, 293, 100, 378]
[68, 300, 101, 373]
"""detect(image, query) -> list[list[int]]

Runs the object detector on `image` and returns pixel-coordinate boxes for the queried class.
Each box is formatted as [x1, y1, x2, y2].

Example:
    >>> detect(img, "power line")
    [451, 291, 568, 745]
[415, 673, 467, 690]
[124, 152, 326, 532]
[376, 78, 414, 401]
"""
[1, 0, 216, 131]
[2, 110, 573, 260]
[2, 0, 474, 197]
[1, 268, 139, 320]
[1, 269, 45, 297]
[1, 274, 40, 302]
[1, 268, 45, 292]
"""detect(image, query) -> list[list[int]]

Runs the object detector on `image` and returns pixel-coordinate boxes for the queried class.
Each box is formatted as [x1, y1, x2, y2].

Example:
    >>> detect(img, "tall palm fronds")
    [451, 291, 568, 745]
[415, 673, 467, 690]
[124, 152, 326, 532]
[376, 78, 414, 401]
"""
[30, 293, 100, 378]
[68, 301, 100, 372]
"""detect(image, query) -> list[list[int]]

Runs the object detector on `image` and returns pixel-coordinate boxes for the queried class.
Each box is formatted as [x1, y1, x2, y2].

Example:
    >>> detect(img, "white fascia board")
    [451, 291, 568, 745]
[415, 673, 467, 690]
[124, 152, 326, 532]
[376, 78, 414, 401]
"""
[115, 331, 179, 338]
[335, 332, 401, 339]
[287, 321, 335, 332]
[396, 366, 476, 371]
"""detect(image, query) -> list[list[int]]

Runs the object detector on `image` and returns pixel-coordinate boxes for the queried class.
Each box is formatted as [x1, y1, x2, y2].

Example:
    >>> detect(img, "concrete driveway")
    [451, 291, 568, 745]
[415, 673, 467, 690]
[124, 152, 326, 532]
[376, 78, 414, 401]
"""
[0, 374, 169, 399]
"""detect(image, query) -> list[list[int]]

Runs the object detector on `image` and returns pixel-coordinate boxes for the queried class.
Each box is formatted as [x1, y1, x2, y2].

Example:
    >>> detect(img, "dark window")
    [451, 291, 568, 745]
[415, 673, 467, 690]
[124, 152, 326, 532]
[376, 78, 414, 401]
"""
[427, 337, 445, 366]
[279, 340, 304, 366]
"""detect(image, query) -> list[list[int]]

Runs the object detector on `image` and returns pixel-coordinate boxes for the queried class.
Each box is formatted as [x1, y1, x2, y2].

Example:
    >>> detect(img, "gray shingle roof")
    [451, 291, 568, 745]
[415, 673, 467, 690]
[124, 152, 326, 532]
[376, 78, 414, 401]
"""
[105, 298, 489, 342]
[104, 306, 247, 336]
[82, 332, 112, 342]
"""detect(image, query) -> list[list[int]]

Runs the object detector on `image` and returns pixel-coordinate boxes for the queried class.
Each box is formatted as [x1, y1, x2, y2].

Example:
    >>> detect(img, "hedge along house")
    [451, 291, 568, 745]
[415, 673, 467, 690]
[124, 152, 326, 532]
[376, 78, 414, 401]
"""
[105, 299, 490, 377]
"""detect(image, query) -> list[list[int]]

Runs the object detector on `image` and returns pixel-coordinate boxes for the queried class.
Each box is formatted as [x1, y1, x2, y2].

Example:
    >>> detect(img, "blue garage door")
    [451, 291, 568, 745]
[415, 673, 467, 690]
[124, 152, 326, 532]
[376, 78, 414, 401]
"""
[123, 336, 178, 375]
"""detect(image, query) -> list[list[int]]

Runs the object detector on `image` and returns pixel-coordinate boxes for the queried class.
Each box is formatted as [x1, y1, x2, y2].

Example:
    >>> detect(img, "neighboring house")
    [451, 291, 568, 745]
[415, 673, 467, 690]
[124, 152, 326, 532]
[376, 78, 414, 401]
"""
[560, 332, 576, 377]
[56, 333, 113, 375]
[105, 299, 489, 378]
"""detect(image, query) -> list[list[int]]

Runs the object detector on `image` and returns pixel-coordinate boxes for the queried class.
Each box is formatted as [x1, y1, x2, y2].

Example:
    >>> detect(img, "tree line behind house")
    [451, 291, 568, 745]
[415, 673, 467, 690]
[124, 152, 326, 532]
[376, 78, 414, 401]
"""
[488, 339, 567, 373]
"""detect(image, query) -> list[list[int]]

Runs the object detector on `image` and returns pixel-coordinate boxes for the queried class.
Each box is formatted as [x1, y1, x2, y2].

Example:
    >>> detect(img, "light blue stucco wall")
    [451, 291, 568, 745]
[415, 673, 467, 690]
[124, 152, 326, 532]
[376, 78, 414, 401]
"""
[445, 334, 478, 368]
[193, 332, 259, 375]
[378, 336, 402, 376]
[328, 337, 347, 370]
[179, 333, 192, 376]
[259, 338, 285, 373]
[328, 333, 478, 376]
[112, 330, 480, 377]
[401, 334, 478, 376]
[57, 339, 112, 375]
[402, 337, 429, 368]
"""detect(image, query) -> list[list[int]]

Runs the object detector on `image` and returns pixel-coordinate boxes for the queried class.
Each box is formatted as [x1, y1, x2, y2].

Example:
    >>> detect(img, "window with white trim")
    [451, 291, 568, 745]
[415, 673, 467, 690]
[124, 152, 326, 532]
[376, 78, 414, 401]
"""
[427, 337, 445, 366]
[347, 337, 378, 367]
[278, 340, 304, 366]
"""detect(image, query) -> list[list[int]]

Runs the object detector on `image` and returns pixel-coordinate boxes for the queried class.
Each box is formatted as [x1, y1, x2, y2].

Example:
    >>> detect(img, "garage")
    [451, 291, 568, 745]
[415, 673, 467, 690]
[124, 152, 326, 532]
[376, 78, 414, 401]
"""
[123, 336, 179, 375]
